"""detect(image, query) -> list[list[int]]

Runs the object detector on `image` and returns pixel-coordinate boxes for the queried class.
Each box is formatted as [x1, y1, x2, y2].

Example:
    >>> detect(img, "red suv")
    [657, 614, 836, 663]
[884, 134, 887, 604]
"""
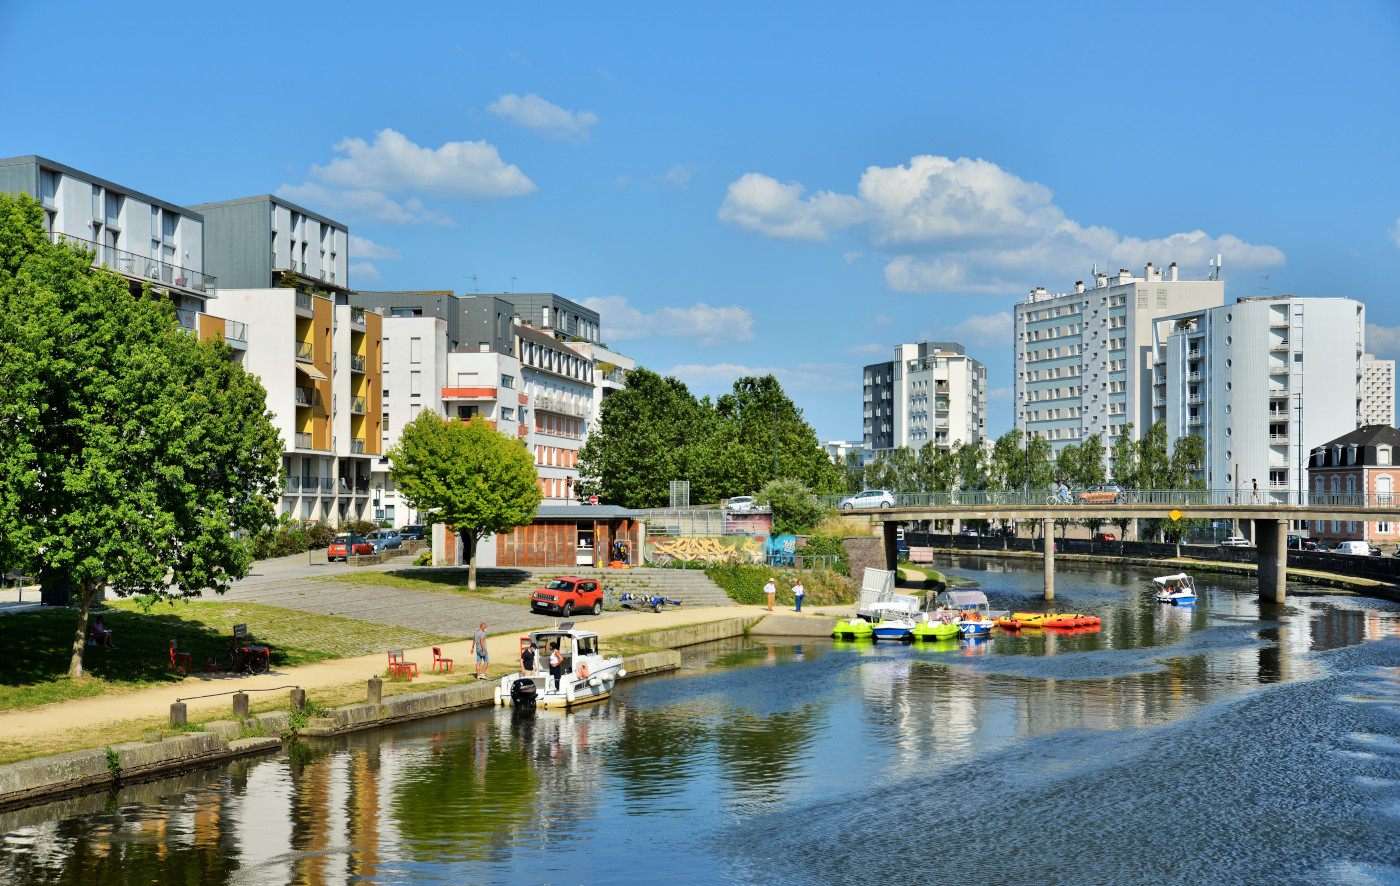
[531, 577, 603, 617]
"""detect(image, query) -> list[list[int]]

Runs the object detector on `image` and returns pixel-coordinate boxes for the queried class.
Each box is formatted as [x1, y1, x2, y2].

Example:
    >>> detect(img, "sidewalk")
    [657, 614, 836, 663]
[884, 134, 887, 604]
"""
[0, 605, 769, 756]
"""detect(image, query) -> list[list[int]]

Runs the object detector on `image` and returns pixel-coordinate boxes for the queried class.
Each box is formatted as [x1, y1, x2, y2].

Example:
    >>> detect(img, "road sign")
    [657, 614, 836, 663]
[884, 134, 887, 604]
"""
[1169, 509, 1183, 521]
[589, 495, 599, 505]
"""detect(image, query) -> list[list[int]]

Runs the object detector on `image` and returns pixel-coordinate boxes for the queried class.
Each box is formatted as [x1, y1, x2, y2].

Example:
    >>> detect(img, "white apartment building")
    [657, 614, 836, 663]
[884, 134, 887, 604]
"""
[863, 342, 986, 454]
[1014, 263, 1224, 455]
[0, 155, 248, 353]
[1151, 295, 1365, 503]
[564, 340, 635, 426]
[518, 323, 594, 503]
[1360, 353, 1395, 427]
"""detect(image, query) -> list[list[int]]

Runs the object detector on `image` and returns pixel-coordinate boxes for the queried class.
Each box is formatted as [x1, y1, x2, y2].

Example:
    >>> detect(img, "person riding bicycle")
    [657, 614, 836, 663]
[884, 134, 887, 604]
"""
[1056, 480, 1072, 504]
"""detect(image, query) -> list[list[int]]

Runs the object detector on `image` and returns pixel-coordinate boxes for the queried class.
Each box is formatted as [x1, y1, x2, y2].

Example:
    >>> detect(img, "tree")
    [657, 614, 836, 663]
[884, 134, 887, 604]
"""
[575, 368, 709, 508]
[1138, 421, 1172, 489]
[1079, 433, 1108, 487]
[1110, 422, 1138, 488]
[0, 193, 283, 678]
[711, 375, 842, 496]
[388, 412, 542, 589]
[756, 478, 828, 534]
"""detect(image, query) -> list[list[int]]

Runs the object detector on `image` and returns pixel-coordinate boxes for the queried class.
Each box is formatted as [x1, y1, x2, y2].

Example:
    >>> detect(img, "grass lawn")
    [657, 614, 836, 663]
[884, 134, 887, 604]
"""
[321, 566, 545, 604]
[0, 601, 453, 713]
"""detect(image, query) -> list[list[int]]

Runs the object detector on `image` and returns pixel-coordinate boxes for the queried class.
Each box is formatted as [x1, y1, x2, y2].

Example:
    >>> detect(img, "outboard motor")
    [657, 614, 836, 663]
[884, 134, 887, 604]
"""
[510, 678, 538, 711]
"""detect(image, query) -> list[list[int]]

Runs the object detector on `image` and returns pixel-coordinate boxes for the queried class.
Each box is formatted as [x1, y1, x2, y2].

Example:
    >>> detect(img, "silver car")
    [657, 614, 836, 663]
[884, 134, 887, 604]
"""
[366, 529, 403, 552]
[839, 489, 896, 509]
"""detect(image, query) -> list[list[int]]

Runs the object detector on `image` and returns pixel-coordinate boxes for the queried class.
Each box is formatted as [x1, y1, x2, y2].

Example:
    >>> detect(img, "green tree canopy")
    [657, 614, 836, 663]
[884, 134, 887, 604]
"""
[0, 193, 283, 677]
[388, 412, 541, 589]
[756, 478, 828, 535]
[1110, 422, 1139, 488]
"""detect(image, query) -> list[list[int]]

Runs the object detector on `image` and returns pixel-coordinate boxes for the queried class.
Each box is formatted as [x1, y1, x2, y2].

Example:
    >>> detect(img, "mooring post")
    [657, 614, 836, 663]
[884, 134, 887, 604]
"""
[290, 688, 306, 711]
[367, 675, 383, 705]
[169, 703, 187, 728]
[1042, 518, 1055, 600]
[232, 692, 249, 720]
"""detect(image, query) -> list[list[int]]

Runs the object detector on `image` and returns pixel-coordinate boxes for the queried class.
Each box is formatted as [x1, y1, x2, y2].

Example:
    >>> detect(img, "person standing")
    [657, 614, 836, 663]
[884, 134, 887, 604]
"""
[474, 622, 489, 680]
[764, 577, 777, 611]
[1252, 478, 1260, 504]
[548, 642, 563, 691]
[520, 641, 536, 676]
[793, 578, 805, 613]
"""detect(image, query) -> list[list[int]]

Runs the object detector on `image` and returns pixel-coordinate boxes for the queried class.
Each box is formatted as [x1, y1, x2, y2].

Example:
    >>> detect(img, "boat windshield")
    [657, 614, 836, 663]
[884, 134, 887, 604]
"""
[576, 635, 598, 655]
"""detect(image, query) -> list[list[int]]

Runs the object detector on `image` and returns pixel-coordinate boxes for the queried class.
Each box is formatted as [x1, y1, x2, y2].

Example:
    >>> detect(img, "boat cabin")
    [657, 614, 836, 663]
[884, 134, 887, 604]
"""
[528, 624, 601, 674]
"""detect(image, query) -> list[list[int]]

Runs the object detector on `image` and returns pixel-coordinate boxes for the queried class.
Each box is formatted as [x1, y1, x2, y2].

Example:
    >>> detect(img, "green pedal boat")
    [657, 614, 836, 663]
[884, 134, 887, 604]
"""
[911, 619, 961, 641]
[832, 618, 874, 640]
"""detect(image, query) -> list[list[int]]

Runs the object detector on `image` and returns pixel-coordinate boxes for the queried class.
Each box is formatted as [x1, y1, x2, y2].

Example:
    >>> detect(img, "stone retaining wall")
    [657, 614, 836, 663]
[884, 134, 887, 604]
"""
[621, 615, 764, 649]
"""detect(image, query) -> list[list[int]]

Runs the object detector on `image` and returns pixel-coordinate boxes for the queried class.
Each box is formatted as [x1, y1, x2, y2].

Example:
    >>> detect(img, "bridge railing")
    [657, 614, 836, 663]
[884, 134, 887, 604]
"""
[817, 489, 1395, 510]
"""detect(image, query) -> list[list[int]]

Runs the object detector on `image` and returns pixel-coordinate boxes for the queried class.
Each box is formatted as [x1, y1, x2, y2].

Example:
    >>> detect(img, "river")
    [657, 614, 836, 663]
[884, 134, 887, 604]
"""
[3, 557, 1400, 885]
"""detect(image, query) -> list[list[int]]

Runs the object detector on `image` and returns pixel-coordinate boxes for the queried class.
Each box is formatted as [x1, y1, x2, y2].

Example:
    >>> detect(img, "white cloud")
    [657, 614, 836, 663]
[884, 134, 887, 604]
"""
[986, 386, 1014, 402]
[918, 311, 1014, 349]
[488, 93, 598, 142]
[350, 262, 382, 284]
[1390, 217, 1400, 249]
[310, 129, 535, 199]
[1367, 323, 1400, 360]
[582, 295, 753, 347]
[669, 361, 859, 394]
[277, 182, 452, 226]
[873, 313, 892, 326]
[348, 234, 401, 261]
[842, 251, 865, 264]
[719, 155, 1285, 291]
[654, 164, 695, 189]
[843, 343, 889, 357]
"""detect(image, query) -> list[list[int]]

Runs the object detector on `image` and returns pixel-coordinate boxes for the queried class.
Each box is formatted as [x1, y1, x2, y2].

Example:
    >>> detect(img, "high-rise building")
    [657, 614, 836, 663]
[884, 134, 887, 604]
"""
[862, 342, 986, 454]
[1151, 295, 1365, 504]
[1360, 353, 1395, 427]
[1013, 264, 1224, 454]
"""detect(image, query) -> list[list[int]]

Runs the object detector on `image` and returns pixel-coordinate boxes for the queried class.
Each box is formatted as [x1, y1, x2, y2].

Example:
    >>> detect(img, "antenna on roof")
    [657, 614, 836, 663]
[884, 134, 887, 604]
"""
[1209, 254, 1222, 282]
[462, 274, 479, 293]
[510, 275, 517, 293]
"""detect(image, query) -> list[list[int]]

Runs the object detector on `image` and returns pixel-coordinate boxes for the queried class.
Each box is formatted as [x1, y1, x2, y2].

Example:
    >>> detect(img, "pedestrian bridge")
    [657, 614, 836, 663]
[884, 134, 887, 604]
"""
[823, 489, 1400, 604]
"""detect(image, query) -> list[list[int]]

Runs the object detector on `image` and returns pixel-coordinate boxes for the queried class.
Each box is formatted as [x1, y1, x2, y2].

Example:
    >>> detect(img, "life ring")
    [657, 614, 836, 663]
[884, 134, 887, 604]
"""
[577, 663, 589, 680]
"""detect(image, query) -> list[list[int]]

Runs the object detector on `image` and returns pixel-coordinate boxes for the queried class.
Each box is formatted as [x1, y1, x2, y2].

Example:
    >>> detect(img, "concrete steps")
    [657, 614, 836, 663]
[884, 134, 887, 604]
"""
[524, 567, 734, 607]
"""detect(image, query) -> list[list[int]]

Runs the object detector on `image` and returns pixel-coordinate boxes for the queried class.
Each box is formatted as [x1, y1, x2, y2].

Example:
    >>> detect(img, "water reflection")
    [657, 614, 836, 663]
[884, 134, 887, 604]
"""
[2, 559, 1399, 885]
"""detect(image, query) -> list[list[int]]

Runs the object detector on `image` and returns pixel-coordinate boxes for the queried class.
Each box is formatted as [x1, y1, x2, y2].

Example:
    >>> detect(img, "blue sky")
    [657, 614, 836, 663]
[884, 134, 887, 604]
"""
[4, 1, 1399, 443]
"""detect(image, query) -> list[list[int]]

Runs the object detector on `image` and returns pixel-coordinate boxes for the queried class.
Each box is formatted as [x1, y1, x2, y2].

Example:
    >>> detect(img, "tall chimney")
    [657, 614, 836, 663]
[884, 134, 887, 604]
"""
[1169, 262, 1178, 282]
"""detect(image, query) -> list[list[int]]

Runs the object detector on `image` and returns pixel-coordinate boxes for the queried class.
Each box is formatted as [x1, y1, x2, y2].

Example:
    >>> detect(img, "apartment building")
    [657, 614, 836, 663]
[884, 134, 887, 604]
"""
[518, 323, 595, 503]
[564, 340, 635, 426]
[1307, 425, 1400, 545]
[1013, 263, 1224, 455]
[0, 155, 248, 354]
[196, 195, 381, 524]
[1151, 295, 1364, 503]
[861, 343, 985, 454]
[862, 361, 896, 451]
[352, 290, 601, 353]
[1360, 353, 1396, 427]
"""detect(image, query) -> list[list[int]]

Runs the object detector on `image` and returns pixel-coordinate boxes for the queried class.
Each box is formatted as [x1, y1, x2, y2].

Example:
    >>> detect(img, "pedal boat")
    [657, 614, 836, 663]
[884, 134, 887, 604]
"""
[832, 618, 874, 640]
[1154, 573, 1198, 605]
[870, 601, 919, 641]
[912, 618, 961, 641]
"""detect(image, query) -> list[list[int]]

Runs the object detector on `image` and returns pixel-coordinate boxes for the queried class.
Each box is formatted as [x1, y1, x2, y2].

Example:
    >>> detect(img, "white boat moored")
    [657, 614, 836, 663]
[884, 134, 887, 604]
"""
[493, 623, 625, 709]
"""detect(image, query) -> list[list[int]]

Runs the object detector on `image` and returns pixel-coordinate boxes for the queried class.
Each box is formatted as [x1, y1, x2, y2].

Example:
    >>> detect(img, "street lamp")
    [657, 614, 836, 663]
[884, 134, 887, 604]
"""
[1023, 429, 1031, 504]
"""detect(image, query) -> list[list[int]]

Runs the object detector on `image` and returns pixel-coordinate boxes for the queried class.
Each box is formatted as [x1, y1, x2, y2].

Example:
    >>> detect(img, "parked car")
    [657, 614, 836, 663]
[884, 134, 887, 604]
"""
[530, 576, 604, 617]
[840, 489, 896, 509]
[1093, 532, 1117, 542]
[1333, 541, 1372, 556]
[1219, 535, 1251, 547]
[958, 528, 980, 537]
[727, 496, 757, 512]
[366, 529, 403, 552]
[398, 524, 426, 541]
[1076, 484, 1127, 505]
[328, 534, 374, 561]
[1287, 535, 1320, 551]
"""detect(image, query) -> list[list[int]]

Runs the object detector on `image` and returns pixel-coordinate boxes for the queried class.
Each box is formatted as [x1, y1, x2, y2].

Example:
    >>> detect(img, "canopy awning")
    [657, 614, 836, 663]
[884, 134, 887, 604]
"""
[295, 362, 328, 381]
[937, 590, 989, 607]
[1153, 573, 1191, 585]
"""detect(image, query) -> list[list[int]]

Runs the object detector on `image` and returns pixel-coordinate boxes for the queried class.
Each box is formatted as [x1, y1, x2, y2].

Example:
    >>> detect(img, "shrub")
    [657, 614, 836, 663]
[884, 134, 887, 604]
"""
[341, 518, 378, 537]
[705, 562, 857, 606]
[307, 522, 337, 549]
[799, 536, 851, 576]
[414, 550, 432, 566]
[756, 478, 829, 535]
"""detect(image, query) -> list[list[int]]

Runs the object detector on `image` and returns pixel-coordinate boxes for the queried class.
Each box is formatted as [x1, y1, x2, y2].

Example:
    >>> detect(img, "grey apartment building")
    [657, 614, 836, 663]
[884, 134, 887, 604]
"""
[350, 291, 601, 355]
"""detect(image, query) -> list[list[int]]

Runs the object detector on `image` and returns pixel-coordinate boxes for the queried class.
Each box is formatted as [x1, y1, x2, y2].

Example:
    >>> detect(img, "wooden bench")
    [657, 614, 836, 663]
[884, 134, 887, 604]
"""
[387, 649, 417, 679]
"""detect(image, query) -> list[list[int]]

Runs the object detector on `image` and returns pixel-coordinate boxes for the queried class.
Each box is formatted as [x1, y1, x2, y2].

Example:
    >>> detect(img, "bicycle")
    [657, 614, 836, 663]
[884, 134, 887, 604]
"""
[216, 625, 271, 675]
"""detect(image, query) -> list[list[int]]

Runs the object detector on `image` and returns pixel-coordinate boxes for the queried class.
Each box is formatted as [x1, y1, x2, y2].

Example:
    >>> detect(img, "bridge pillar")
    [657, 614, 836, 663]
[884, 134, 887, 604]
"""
[1042, 519, 1055, 600]
[883, 521, 899, 572]
[1257, 518, 1287, 605]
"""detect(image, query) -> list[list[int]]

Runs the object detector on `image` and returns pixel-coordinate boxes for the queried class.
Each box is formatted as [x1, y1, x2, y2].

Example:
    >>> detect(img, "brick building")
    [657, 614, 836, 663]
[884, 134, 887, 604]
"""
[1307, 425, 1400, 545]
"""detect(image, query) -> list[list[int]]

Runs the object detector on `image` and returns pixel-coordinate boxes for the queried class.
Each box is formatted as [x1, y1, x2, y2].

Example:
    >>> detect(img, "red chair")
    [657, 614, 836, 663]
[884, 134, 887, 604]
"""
[432, 647, 454, 674]
[169, 640, 192, 674]
[387, 649, 417, 679]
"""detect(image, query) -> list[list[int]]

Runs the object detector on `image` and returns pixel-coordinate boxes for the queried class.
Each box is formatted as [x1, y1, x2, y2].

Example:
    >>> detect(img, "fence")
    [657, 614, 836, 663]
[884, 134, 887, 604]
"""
[819, 488, 1400, 510]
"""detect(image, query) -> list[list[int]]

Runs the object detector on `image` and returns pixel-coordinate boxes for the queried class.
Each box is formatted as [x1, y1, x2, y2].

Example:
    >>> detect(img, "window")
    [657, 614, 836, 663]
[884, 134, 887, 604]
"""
[501, 374, 515, 389]
[410, 404, 422, 419]
[410, 337, 422, 363]
[501, 407, 514, 422]
[39, 169, 58, 207]
[1380, 447, 1392, 466]
[410, 371, 421, 396]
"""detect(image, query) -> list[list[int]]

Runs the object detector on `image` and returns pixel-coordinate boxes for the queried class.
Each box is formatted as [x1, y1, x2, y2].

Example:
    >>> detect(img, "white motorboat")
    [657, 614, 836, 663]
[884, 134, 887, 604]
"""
[494, 623, 626, 709]
[869, 600, 919, 641]
[1153, 573, 1198, 605]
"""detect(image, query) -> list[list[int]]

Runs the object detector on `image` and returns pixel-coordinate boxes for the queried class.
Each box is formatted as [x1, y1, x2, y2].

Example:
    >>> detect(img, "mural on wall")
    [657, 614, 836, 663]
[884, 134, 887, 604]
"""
[647, 536, 767, 565]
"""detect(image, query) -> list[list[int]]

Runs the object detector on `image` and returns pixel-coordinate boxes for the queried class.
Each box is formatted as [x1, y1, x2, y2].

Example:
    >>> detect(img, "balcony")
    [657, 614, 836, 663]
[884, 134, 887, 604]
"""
[442, 386, 498, 400]
[1269, 340, 1290, 352]
[294, 431, 314, 449]
[1153, 375, 1166, 385]
[350, 353, 367, 373]
[48, 232, 216, 293]
[535, 393, 589, 417]
[349, 306, 366, 327]
[1270, 433, 1289, 443]
[175, 308, 197, 332]
[321, 477, 335, 493]
[1269, 318, 1289, 329]
[350, 439, 366, 454]
[285, 476, 302, 492]
[600, 368, 628, 386]
[295, 291, 314, 314]
[351, 396, 368, 414]
[1187, 395, 1203, 405]
[296, 341, 313, 362]
[518, 423, 529, 436]
[1187, 372, 1202, 382]
[224, 321, 248, 345]
[295, 386, 317, 408]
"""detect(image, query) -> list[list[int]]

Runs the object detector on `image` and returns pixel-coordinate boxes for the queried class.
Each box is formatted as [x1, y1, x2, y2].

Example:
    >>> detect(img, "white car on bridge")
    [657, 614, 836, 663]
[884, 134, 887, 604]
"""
[840, 489, 896, 509]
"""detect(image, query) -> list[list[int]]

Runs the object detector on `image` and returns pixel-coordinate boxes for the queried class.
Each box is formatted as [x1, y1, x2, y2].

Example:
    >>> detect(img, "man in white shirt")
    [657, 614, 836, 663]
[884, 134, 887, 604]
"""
[764, 577, 776, 611]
